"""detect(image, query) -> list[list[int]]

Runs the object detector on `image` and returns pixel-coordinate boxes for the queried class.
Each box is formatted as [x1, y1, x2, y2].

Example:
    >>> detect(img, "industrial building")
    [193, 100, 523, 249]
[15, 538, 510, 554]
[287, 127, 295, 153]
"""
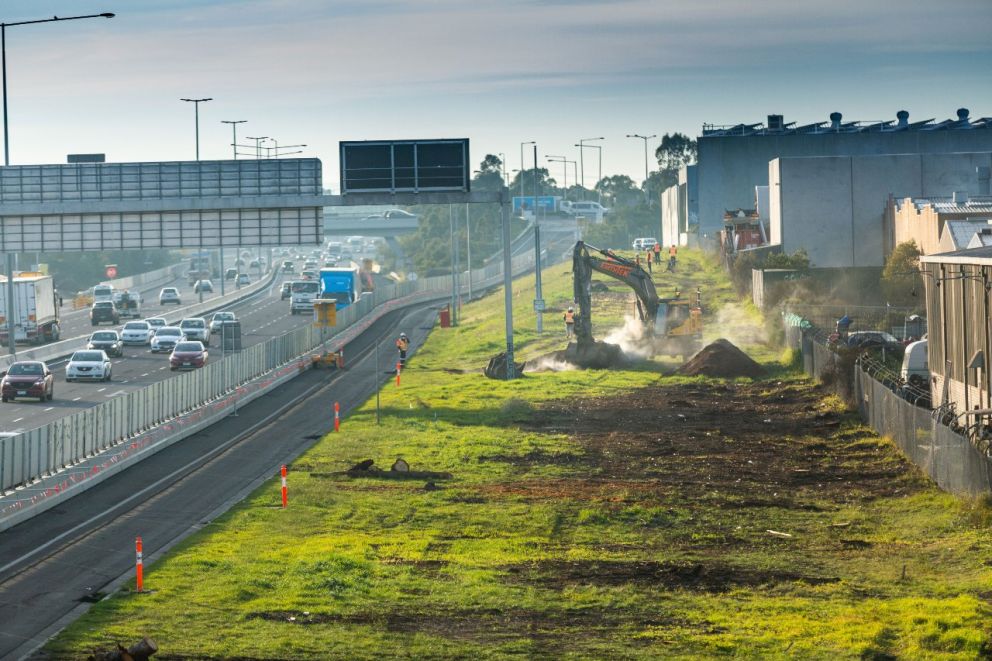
[662, 108, 992, 247]
[768, 152, 992, 267]
[920, 246, 992, 430]
[886, 195, 992, 255]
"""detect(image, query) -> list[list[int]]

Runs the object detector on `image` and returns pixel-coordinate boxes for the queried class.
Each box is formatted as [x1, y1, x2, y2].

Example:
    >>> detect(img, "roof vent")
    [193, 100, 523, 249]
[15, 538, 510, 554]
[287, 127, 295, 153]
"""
[829, 112, 843, 129]
[952, 191, 968, 204]
[957, 108, 970, 121]
[896, 110, 909, 127]
[767, 114, 784, 131]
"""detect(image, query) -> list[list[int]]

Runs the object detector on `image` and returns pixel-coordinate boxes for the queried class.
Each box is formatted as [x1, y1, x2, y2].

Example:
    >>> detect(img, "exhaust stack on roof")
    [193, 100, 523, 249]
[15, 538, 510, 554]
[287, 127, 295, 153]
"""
[829, 112, 843, 130]
[896, 110, 909, 127]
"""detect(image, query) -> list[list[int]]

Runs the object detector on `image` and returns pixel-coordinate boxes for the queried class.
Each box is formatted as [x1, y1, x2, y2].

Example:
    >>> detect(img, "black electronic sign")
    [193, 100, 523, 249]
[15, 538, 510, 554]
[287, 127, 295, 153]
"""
[340, 139, 470, 194]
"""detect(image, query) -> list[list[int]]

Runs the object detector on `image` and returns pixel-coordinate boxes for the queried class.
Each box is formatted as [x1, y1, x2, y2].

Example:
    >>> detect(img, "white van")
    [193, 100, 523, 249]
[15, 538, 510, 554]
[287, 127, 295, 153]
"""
[563, 201, 610, 218]
[92, 284, 114, 303]
[632, 238, 659, 251]
[900, 339, 928, 388]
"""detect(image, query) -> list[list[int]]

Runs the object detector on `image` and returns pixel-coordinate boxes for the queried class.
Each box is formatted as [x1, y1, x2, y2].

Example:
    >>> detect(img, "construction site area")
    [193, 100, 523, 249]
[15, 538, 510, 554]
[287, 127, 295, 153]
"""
[42, 248, 992, 660]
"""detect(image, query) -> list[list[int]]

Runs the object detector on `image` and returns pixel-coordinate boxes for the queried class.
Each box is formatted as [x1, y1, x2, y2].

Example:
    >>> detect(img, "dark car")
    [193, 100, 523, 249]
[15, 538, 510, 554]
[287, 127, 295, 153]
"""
[170, 341, 208, 370]
[281, 282, 292, 300]
[1, 361, 54, 402]
[87, 330, 125, 357]
[225, 268, 238, 280]
[90, 301, 119, 326]
[846, 331, 903, 353]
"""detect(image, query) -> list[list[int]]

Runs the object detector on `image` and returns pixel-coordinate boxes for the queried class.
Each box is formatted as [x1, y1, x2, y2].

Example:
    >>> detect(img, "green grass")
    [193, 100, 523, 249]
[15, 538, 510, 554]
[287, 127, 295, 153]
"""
[47, 249, 992, 660]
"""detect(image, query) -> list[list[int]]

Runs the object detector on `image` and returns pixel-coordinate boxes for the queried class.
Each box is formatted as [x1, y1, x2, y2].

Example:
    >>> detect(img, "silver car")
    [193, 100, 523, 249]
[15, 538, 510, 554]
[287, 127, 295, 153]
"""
[209, 311, 236, 333]
[150, 326, 184, 353]
[179, 318, 210, 345]
[66, 350, 112, 382]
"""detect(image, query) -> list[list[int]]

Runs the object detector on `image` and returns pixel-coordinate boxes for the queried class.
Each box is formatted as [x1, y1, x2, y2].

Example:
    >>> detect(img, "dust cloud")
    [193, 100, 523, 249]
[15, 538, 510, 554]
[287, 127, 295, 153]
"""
[524, 355, 578, 372]
[602, 316, 655, 359]
[711, 303, 767, 348]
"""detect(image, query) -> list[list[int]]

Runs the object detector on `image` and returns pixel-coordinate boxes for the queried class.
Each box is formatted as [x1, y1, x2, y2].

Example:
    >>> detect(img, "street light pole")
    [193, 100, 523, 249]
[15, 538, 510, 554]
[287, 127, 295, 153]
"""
[1, 11, 115, 356]
[626, 133, 656, 205]
[533, 145, 543, 336]
[497, 152, 507, 187]
[546, 155, 567, 190]
[576, 137, 604, 199]
[181, 98, 213, 160]
[221, 120, 246, 159]
[245, 136, 269, 159]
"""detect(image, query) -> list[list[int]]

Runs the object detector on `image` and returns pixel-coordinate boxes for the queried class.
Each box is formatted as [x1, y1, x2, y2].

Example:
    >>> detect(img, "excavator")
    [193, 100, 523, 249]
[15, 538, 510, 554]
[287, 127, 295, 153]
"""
[572, 241, 703, 357]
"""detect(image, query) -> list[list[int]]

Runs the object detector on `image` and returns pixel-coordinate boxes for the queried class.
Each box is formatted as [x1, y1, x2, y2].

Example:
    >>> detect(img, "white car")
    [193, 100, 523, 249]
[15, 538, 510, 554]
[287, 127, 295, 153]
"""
[121, 320, 154, 345]
[145, 317, 167, 332]
[151, 326, 184, 353]
[179, 318, 210, 345]
[65, 350, 112, 382]
[159, 287, 182, 305]
[632, 237, 659, 251]
[209, 311, 236, 333]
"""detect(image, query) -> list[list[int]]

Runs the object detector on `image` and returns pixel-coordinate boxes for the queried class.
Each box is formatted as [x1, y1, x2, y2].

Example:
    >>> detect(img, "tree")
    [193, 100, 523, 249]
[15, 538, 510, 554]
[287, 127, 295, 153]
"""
[654, 132, 697, 172]
[595, 174, 640, 208]
[508, 168, 556, 198]
[881, 240, 923, 307]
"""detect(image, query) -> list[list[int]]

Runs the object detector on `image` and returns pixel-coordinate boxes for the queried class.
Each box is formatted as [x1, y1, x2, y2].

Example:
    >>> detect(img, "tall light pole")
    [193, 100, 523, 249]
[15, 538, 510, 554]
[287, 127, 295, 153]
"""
[626, 133, 656, 205]
[546, 155, 567, 190]
[576, 144, 604, 204]
[263, 138, 306, 158]
[576, 137, 604, 199]
[181, 98, 213, 160]
[221, 120, 246, 159]
[1, 11, 115, 356]
[532, 145, 543, 335]
[245, 136, 269, 159]
[519, 141, 535, 213]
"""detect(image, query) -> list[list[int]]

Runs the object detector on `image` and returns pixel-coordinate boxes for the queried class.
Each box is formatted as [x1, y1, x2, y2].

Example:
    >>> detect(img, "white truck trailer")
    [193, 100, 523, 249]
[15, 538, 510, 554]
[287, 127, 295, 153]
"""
[0, 273, 62, 346]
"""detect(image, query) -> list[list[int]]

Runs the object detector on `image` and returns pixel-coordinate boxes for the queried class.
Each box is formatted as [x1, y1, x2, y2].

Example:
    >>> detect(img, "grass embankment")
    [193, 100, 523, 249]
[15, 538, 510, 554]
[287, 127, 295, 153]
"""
[49, 250, 992, 659]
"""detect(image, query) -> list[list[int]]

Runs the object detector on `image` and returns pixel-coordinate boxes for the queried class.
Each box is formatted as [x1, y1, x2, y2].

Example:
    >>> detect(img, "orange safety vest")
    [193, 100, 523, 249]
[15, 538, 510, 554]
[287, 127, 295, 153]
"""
[646, 252, 652, 263]
[564, 310, 574, 324]
[669, 245, 677, 257]
[396, 337, 409, 351]
[653, 243, 661, 255]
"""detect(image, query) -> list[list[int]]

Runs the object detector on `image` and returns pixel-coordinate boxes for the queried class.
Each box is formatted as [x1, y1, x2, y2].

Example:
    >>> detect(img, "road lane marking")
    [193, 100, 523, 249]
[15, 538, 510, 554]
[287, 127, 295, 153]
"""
[44, 407, 54, 411]
[73, 397, 82, 401]
[140, 373, 149, 377]
[97, 387, 106, 392]
[12, 417, 23, 423]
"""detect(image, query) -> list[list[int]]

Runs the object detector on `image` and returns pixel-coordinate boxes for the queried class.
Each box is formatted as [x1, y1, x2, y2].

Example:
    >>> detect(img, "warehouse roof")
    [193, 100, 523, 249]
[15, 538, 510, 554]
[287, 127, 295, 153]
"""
[703, 109, 991, 137]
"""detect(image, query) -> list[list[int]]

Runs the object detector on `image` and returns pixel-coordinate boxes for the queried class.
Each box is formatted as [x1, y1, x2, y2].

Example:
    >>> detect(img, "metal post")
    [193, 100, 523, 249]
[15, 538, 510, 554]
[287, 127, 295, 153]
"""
[375, 337, 381, 425]
[465, 203, 472, 301]
[500, 192, 515, 379]
[449, 205, 457, 326]
[2, 24, 8, 167]
[219, 247, 225, 296]
[5, 253, 15, 356]
[194, 102, 200, 160]
[533, 146, 543, 335]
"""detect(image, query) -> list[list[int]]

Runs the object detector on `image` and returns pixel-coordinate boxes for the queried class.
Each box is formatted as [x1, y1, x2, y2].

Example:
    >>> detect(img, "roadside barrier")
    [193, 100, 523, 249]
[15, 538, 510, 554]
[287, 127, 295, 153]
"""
[0, 248, 543, 497]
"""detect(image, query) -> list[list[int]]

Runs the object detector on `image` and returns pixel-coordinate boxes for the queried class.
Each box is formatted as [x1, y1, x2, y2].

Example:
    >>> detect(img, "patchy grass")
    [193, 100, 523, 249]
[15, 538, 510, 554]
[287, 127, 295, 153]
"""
[47, 250, 992, 659]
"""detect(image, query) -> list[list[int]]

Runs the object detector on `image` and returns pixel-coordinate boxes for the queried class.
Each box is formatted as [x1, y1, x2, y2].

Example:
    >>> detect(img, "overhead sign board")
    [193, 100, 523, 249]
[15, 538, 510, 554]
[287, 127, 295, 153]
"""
[340, 139, 470, 195]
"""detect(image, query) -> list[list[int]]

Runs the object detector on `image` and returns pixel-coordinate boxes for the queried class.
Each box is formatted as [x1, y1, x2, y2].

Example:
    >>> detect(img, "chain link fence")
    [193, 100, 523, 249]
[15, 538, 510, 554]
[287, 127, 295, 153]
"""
[785, 312, 992, 495]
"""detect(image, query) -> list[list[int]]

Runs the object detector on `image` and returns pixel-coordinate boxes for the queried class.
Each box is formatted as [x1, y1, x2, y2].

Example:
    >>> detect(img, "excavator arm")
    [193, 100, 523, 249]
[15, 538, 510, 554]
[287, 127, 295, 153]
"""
[572, 241, 659, 346]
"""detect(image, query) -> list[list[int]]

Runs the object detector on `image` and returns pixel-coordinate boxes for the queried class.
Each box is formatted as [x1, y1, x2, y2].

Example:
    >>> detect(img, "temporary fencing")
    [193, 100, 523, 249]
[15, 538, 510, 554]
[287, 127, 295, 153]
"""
[0, 248, 540, 494]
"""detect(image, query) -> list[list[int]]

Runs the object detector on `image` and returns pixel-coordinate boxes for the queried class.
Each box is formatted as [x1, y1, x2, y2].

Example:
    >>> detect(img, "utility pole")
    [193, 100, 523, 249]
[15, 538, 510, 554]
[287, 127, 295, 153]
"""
[533, 145, 543, 335]
[500, 188, 516, 379]
[520, 141, 535, 217]
[577, 137, 604, 200]
[465, 203, 473, 301]
[449, 205, 457, 326]
[219, 120, 244, 298]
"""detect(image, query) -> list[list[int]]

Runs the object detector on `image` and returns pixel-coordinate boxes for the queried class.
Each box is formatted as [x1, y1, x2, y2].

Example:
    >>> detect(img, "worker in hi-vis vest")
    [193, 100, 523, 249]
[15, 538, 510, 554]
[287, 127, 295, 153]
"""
[563, 306, 575, 339]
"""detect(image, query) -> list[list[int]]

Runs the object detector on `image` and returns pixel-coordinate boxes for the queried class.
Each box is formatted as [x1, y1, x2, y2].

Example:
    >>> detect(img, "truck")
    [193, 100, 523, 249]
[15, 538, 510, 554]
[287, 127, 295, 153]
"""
[289, 280, 320, 315]
[319, 266, 361, 310]
[0, 273, 62, 346]
[93, 283, 115, 303]
[115, 291, 142, 319]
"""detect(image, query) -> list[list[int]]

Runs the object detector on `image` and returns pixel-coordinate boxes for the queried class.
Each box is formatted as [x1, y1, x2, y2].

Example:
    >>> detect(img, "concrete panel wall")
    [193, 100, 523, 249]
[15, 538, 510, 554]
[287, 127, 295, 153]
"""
[773, 152, 992, 268]
[661, 185, 679, 247]
[697, 129, 992, 238]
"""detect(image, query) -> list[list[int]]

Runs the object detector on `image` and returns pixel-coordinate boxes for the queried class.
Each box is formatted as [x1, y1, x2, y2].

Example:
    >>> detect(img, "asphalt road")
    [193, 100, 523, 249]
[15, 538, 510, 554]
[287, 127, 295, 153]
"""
[0, 301, 439, 660]
[0, 271, 302, 431]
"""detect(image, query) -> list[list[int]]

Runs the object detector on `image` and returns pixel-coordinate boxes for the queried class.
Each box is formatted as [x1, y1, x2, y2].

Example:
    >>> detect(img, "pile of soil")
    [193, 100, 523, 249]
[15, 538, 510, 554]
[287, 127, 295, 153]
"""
[676, 338, 764, 378]
[485, 352, 526, 380]
[562, 340, 628, 369]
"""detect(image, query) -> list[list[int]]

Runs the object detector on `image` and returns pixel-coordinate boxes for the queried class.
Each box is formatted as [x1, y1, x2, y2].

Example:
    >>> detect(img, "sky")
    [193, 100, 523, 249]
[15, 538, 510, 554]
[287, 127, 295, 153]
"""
[2, 0, 991, 189]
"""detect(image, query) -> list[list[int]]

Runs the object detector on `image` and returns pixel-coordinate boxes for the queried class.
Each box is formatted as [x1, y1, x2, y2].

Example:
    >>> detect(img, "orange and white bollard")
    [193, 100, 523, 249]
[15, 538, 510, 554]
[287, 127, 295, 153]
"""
[396, 362, 402, 386]
[135, 536, 144, 592]
[338, 348, 344, 368]
[334, 401, 340, 432]
[281, 465, 288, 508]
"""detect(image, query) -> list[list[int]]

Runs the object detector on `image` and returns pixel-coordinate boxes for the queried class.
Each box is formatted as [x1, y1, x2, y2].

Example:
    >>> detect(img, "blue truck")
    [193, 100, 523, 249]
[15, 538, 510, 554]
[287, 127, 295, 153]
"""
[319, 267, 361, 310]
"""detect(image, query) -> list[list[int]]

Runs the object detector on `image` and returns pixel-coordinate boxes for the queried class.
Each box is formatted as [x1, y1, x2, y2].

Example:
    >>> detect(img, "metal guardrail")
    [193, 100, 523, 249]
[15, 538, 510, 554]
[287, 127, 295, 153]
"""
[0, 249, 540, 494]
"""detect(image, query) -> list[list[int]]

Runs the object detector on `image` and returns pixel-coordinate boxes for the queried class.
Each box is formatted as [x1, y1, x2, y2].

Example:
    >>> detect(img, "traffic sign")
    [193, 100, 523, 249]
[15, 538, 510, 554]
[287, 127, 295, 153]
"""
[533, 298, 545, 312]
[105, 265, 118, 278]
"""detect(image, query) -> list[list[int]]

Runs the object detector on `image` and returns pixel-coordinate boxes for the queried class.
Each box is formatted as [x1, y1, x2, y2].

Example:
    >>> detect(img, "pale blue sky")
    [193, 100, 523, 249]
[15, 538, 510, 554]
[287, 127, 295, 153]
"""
[3, 0, 991, 188]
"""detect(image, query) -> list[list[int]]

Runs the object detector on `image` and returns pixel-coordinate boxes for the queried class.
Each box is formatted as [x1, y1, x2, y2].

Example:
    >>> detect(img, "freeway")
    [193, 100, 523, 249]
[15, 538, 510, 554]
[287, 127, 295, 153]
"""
[0, 301, 438, 661]
[0, 270, 303, 431]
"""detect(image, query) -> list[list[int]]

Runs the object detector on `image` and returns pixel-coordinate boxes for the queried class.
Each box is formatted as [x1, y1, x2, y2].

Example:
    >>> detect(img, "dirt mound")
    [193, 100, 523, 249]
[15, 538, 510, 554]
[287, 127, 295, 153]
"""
[485, 352, 525, 379]
[676, 338, 763, 378]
